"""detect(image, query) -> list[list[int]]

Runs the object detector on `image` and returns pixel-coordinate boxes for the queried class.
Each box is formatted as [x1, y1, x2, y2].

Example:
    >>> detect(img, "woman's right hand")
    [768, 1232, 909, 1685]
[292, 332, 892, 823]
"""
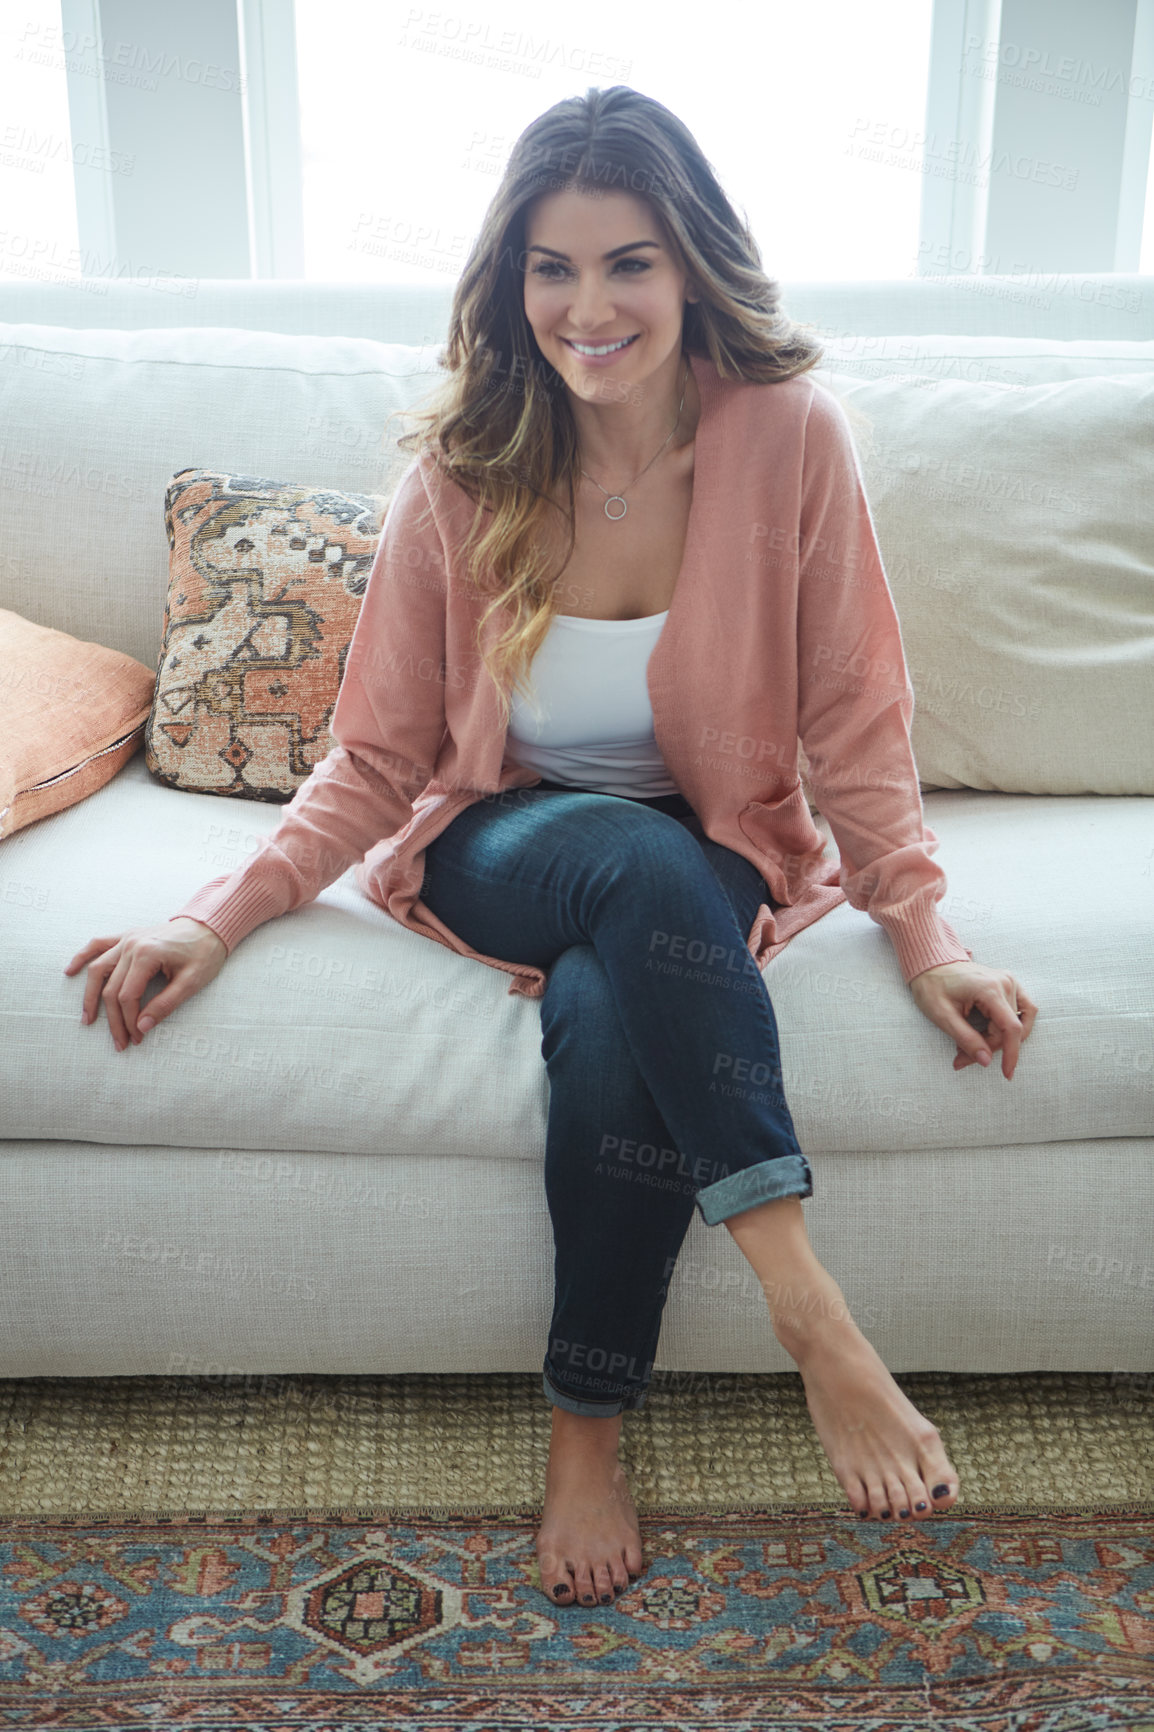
[64, 918, 230, 1051]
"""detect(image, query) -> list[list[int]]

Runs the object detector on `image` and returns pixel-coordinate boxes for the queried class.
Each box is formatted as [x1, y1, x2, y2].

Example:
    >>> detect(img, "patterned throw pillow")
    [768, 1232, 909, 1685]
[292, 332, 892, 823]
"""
[145, 469, 389, 801]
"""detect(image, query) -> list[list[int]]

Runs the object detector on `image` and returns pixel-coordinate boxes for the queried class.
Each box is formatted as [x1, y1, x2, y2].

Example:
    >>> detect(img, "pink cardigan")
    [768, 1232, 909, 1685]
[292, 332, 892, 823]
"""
[173, 350, 972, 997]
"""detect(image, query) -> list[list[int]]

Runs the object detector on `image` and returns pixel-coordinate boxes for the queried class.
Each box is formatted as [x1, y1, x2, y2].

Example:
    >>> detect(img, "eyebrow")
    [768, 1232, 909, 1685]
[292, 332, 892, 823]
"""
[525, 240, 661, 261]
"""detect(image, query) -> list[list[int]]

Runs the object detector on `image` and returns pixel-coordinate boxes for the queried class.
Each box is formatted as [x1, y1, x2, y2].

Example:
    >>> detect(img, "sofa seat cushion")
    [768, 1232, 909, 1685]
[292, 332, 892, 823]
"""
[4, 753, 1151, 1156]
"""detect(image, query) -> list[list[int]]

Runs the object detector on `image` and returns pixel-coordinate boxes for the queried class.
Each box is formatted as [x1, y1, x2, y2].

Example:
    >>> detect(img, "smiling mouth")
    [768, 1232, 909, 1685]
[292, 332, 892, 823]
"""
[563, 334, 640, 357]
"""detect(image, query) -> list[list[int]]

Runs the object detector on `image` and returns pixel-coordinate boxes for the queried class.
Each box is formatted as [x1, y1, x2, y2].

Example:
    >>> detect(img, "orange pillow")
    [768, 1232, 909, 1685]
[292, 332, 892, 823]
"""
[0, 608, 155, 838]
[145, 468, 388, 802]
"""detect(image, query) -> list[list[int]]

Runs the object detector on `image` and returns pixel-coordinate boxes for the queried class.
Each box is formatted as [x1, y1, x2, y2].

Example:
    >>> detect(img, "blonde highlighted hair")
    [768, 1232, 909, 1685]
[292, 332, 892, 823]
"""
[387, 84, 832, 725]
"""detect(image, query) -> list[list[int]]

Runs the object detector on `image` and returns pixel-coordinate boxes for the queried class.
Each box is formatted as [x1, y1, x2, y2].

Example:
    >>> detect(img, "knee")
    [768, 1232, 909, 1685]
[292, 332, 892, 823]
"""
[539, 945, 619, 1067]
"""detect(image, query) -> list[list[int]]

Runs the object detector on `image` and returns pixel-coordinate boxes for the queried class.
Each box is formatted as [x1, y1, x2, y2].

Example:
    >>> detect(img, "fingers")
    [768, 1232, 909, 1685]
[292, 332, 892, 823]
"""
[64, 936, 122, 977]
[73, 924, 227, 1049]
[80, 941, 125, 1028]
[98, 948, 136, 1048]
[135, 981, 190, 1034]
[75, 935, 162, 1047]
[957, 980, 1037, 1079]
[987, 996, 1025, 1079]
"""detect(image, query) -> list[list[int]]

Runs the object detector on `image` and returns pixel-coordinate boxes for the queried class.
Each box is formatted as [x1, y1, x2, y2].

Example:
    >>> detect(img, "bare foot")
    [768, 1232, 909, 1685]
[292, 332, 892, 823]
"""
[535, 1408, 645, 1606]
[767, 1265, 961, 1522]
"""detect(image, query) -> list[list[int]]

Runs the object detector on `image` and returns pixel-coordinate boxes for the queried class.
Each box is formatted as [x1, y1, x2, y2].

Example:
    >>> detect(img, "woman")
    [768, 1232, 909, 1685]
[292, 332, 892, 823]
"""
[67, 86, 1036, 1612]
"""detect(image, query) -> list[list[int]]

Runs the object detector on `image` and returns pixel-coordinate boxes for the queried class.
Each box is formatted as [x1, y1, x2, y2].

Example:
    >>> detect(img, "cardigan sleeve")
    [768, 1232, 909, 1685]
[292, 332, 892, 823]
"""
[170, 454, 449, 955]
[794, 381, 973, 984]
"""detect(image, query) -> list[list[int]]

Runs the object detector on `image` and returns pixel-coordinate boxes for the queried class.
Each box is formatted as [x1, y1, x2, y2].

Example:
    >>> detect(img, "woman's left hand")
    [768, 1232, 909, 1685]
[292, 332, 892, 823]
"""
[908, 961, 1037, 1079]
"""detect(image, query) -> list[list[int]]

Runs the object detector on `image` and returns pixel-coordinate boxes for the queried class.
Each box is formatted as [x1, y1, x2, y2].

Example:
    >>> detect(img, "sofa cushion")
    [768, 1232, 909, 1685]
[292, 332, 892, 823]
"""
[0, 608, 155, 837]
[0, 323, 442, 673]
[815, 366, 1154, 797]
[146, 469, 388, 801]
[815, 332, 1154, 386]
[1, 322, 1150, 801]
[5, 753, 1150, 1157]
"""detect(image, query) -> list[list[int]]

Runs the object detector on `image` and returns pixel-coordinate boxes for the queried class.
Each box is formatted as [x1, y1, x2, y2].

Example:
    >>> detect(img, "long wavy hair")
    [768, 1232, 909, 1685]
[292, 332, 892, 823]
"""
[389, 84, 829, 726]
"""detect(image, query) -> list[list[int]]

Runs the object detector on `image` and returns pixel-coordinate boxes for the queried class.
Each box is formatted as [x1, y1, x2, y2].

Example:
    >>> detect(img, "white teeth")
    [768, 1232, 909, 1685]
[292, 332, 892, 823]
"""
[567, 335, 636, 356]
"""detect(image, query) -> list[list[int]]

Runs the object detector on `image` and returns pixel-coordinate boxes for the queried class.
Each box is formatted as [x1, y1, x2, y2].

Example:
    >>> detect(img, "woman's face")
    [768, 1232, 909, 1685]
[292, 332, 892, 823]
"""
[521, 185, 697, 405]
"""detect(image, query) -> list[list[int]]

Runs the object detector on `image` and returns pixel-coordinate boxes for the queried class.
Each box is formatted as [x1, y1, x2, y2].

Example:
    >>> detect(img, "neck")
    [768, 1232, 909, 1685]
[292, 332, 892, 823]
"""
[571, 354, 696, 479]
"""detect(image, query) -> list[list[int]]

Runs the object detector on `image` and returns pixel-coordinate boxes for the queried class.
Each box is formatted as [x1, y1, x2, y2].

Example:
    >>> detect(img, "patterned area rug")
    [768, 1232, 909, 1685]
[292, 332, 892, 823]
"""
[1, 1505, 1150, 1729]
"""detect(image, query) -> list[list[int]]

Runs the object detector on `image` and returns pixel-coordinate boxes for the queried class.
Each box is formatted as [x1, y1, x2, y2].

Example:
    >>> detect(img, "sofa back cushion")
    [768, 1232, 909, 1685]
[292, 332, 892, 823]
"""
[1, 322, 1150, 796]
[0, 323, 441, 674]
[815, 332, 1154, 385]
[813, 357, 1154, 795]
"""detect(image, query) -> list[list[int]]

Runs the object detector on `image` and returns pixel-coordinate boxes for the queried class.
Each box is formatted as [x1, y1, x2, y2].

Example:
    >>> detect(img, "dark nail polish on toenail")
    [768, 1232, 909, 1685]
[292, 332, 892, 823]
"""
[582, 1595, 595, 1604]
[899, 1508, 910, 1519]
[553, 1585, 568, 1598]
[600, 1594, 612, 1604]
[932, 1484, 950, 1498]
[880, 1508, 891, 1519]
[916, 1502, 927, 1511]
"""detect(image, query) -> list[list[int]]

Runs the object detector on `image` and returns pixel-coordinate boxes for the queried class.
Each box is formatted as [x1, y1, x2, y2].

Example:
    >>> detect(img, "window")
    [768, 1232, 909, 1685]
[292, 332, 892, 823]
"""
[294, 0, 934, 284]
[0, 0, 83, 285]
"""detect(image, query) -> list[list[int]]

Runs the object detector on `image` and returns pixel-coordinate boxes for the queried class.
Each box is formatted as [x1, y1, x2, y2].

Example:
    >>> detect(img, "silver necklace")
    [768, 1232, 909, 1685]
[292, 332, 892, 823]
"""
[579, 358, 690, 521]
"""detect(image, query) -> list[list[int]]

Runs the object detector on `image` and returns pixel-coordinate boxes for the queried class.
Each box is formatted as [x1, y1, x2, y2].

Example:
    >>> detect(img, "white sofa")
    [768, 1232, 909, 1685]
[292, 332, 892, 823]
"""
[1, 274, 1151, 1383]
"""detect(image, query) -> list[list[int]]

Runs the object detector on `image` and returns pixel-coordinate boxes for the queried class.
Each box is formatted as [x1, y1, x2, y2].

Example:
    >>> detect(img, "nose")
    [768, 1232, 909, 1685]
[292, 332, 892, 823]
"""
[566, 272, 617, 333]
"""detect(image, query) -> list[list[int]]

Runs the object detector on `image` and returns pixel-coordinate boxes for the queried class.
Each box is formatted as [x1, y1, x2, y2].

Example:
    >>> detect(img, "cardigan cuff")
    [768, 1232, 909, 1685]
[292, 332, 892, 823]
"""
[878, 902, 974, 985]
[170, 872, 293, 957]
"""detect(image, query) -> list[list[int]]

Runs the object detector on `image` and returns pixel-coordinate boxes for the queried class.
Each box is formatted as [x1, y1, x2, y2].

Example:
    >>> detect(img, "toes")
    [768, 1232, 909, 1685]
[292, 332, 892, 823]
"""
[861, 1479, 886, 1520]
[572, 1562, 597, 1606]
[593, 1561, 615, 1604]
[891, 1476, 921, 1521]
[848, 1475, 872, 1519]
[881, 1477, 908, 1521]
[901, 1468, 934, 1518]
[625, 1541, 644, 1578]
[608, 1556, 631, 1596]
[540, 1554, 576, 1604]
[916, 1426, 959, 1511]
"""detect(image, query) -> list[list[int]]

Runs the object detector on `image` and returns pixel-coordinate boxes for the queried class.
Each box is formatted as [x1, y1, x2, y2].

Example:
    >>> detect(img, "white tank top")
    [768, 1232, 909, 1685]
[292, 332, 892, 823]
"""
[506, 610, 679, 798]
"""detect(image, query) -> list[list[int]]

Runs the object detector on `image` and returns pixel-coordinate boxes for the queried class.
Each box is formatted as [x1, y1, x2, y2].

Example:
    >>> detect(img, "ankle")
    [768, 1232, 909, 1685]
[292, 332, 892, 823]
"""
[549, 1406, 624, 1453]
[766, 1267, 854, 1357]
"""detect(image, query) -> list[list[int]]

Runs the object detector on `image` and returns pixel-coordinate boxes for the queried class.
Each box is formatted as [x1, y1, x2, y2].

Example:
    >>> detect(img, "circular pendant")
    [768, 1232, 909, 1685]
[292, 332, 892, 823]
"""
[604, 495, 628, 520]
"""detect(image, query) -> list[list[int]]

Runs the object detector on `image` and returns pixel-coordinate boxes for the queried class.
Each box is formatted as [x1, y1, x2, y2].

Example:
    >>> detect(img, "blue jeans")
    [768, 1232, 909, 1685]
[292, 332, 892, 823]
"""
[418, 777, 814, 1417]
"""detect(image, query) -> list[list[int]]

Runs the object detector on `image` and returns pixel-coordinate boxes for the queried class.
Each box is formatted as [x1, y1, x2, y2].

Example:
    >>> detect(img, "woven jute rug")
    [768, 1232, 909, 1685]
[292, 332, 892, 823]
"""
[0, 1370, 1151, 1517]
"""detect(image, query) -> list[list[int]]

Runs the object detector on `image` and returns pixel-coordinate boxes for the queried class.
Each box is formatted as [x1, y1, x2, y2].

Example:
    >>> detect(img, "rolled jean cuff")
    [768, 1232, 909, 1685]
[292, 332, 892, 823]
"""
[695, 1152, 814, 1226]
[542, 1368, 648, 1417]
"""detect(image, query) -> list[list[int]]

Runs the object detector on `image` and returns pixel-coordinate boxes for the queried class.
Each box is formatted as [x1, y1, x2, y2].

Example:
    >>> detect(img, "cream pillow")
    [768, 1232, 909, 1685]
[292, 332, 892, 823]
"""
[818, 368, 1154, 795]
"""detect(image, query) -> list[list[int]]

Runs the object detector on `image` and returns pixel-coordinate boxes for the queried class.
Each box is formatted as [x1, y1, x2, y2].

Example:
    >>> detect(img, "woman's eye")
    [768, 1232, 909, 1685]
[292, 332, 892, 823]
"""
[531, 259, 649, 278]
